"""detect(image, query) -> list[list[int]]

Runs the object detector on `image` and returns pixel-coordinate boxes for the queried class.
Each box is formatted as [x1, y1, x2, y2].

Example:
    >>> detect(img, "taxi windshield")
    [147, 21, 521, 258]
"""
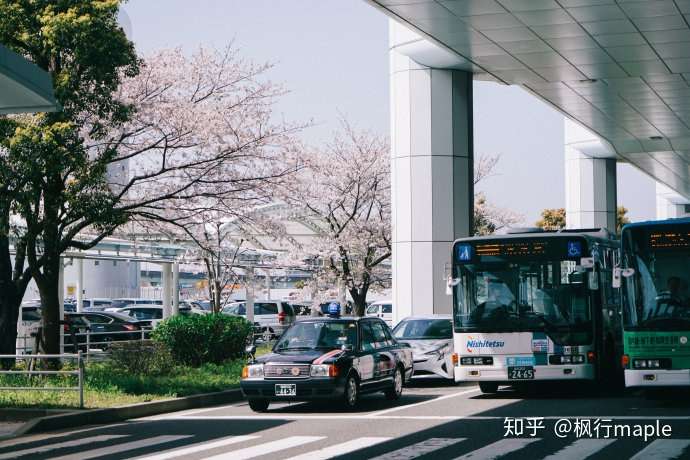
[275, 321, 358, 351]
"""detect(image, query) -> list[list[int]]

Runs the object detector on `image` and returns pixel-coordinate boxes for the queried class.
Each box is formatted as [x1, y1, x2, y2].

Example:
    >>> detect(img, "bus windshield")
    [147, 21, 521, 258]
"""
[622, 226, 690, 331]
[454, 260, 593, 344]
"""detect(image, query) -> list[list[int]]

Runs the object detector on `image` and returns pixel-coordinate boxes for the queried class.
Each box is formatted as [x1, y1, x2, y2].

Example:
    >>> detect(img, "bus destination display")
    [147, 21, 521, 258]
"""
[456, 238, 586, 263]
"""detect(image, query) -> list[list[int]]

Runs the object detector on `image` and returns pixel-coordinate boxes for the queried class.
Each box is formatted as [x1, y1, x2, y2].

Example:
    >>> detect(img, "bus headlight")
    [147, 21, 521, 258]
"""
[548, 355, 585, 365]
[633, 359, 666, 369]
[460, 357, 493, 365]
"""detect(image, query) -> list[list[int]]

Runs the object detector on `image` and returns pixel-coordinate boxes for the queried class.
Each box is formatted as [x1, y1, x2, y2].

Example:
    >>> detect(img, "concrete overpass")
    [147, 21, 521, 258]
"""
[365, 0, 690, 321]
[0, 43, 56, 114]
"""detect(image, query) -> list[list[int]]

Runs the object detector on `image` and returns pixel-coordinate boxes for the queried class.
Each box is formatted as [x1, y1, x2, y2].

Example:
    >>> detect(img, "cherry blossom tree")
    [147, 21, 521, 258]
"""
[278, 121, 390, 316]
[7, 44, 300, 355]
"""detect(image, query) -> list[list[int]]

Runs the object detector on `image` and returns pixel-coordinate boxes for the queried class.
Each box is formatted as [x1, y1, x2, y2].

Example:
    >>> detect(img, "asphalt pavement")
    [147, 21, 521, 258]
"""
[2, 380, 690, 459]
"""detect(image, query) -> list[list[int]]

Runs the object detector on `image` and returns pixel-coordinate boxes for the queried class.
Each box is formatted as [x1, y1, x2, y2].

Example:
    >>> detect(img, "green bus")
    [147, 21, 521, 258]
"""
[620, 218, 690, 387]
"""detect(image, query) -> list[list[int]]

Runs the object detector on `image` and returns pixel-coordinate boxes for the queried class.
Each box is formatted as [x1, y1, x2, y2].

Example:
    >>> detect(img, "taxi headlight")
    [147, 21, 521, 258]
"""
[242, 364, 264, 380]
[310, 364, 338, 378]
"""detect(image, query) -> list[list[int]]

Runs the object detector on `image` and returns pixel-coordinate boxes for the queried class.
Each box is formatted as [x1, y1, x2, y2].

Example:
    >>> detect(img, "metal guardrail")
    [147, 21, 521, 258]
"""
[17, 329, 153, 360]
[0, 353, 85, 408]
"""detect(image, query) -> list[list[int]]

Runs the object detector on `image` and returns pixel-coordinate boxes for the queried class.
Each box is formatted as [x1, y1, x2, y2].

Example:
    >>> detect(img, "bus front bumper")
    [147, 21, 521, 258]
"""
[625, 369, 690, 387]
[455, 364, 595, 382]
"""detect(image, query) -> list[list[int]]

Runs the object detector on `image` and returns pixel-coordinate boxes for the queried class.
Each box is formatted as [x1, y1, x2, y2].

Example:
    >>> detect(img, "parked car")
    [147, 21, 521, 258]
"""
[63, 311, 144, 351]
[106, 298, 163, 311]
[290, 302, 313, 316]
[116, 304, 193, 328]
[365, 300, 393, 325]
[222, 300, 296, 339]
[81, 298, 113, 311]
[393, 315, 454, 380]
[240, 315, 414, 412]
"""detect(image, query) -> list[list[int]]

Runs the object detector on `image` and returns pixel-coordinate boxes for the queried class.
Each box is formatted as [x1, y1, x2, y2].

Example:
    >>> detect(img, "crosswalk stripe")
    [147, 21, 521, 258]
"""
[0, 435, 127, 460]
[453, 438, 540, 460]
[48, 435, 191, 460]
[286, 437, 391, 460]
[542, 439, 616, 460]
[370, 438, 467, 460]
[133, 435, 260, 460]
[204, 436, 324, 460]
[630, 439, 690, 460]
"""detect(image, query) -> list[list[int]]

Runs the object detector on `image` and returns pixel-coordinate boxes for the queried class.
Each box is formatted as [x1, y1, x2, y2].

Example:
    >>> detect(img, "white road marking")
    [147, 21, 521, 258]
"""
[133, 435, 260, 460]
[153, 414, 690, 421]
[369, 388, 480, 416]
[0, 435, 127, 460]
[542, 439, 616, 460]
[285, 437, 390, 460]
[48, 435, 190, 460]
[630, 439, 690, 460]
[453, 438, 540, 460]
[204, 436, 324, 460]
[369, 437, 466, 460]
[0, 423, 131, 449]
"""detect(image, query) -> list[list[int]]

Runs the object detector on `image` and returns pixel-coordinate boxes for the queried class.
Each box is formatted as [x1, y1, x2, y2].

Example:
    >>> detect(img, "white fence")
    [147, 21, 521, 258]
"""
[0, 353, 85, 408]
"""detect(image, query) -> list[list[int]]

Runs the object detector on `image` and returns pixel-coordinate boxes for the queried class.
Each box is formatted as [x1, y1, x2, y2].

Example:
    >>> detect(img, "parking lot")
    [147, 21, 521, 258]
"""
[3, 381, 690, 459]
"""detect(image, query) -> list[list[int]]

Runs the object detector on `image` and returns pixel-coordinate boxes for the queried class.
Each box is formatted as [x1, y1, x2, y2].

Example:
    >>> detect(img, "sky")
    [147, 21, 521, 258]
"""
[123, 0, 657, 225]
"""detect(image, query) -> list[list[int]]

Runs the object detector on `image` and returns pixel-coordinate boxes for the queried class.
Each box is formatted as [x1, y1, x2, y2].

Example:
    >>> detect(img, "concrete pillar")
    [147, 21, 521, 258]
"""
[59, 258, 64, 354]
[656, 182, 689, 219]
[76, 258, 84, 313]
[565, 149, 617, 232]
[264, 269, 271, 299]
[162, 263, 172, 318]
[172, 261, 179, 316]
[390, 49, 473, 324]
[246, 267, 255, 325]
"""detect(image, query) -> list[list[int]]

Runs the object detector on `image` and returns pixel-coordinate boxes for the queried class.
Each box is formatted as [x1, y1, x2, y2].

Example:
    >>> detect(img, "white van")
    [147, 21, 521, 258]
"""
[222, 300, 296, 339]
[16, 304, 42, 354]
[365, 300, 393, 326]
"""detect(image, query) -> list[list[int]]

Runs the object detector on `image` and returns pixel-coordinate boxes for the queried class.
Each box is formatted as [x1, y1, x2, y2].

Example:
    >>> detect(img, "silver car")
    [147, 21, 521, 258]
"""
[393, 315, 454, 380]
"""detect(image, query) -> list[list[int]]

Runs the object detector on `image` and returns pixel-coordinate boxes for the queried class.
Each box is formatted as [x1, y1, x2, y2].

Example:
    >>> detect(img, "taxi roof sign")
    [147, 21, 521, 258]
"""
[327, 302, 341, 317]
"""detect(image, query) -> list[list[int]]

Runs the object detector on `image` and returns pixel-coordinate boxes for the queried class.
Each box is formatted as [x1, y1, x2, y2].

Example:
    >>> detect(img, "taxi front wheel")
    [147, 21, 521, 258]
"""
[248, 399, 270, 412]
[343, 374, 359, 408]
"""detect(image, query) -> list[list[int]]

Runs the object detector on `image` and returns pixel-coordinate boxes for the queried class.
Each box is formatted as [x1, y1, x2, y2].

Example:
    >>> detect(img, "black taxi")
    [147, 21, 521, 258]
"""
[240, 315, 413, 411]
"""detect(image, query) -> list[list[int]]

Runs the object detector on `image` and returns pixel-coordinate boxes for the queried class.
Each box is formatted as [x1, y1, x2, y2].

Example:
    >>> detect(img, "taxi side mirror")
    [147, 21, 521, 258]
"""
[341, 344, 353, 352]
[245, 345, 256, 355]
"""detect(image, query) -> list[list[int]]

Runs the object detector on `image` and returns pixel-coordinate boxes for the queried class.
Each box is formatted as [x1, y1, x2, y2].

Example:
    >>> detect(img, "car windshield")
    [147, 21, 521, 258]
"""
[274, 321, 358, 351]
[394, 319, 452, 339]
[622, 225, 690, 331]
[455, 260, 593, 344]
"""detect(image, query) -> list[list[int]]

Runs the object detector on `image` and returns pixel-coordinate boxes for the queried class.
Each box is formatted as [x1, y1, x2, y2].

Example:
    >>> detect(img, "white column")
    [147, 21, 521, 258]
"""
[264, 268, 271, 299]
[59, 258, 65, 354]
[161, 263, 172, 318]
[76, 258, 84, 313]
[246, 267, 255, 325]
[172, 261, 179, 316]
[656, 182, 689, 219]
[565, 148, 617, 232]
[390, 49, 473, 324]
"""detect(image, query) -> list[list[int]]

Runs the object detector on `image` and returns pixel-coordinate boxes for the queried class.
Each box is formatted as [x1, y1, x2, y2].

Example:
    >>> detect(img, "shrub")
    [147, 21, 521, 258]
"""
[109, 340, 174, 375]
[151, 314, 252, 366]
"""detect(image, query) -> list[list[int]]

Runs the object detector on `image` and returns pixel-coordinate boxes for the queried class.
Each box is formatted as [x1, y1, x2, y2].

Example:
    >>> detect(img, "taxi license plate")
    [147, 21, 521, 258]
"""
[275, 384, 296, 396]
[508, 366, 534, 380]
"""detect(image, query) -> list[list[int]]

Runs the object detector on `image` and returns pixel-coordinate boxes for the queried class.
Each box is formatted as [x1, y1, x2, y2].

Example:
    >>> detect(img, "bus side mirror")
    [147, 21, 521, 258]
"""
[446, 277, 460, 296]
[612, 268, 621, 289]
[588, 272, 599, 291]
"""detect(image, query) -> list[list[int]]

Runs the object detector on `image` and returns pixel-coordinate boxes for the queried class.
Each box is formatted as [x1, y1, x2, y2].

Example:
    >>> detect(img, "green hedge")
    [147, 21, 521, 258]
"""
[151, 313, 252, 366]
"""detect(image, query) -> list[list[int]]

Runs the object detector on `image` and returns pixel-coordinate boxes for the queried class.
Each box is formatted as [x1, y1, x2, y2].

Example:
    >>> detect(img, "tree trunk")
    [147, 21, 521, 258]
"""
[37, 255, 61, 357]
[0, 295, 20, 369]
[349, 285, 368, 317]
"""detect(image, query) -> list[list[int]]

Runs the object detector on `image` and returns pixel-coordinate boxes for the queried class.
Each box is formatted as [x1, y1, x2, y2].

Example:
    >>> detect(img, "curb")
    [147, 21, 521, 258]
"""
[2, 388, 243, 440]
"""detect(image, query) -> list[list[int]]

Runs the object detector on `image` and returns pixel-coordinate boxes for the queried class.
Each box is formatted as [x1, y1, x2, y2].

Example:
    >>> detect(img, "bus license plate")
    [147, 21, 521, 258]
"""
[275, 384, 296, 396]
[508, 366, 534, 380]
